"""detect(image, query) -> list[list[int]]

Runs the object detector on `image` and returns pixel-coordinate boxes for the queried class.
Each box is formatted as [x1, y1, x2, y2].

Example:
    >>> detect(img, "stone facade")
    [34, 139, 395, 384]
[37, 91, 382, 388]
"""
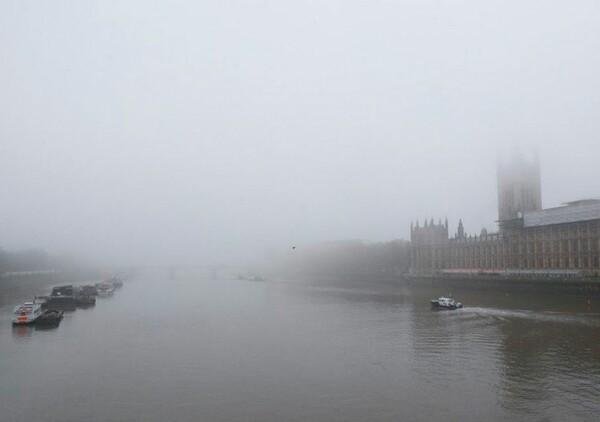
[410, 158, 600, 277]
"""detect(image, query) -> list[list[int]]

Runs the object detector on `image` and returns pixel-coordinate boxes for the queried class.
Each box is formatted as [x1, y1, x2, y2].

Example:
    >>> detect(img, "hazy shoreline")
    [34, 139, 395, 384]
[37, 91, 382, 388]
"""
[272, 271, 600, 298]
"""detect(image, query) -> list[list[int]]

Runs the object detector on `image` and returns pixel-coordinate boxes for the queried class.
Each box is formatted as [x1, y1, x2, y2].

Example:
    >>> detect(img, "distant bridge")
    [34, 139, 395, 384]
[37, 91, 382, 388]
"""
[130, 264, 255, 280]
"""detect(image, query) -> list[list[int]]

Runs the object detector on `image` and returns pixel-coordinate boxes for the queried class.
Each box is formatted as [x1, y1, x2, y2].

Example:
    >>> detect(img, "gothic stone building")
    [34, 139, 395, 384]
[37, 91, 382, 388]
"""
[410, 157, 600, 277]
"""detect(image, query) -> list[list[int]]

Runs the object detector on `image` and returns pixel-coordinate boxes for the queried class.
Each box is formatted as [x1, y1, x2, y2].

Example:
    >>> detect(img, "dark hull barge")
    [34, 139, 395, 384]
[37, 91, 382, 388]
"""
[36, 309, 64, 326]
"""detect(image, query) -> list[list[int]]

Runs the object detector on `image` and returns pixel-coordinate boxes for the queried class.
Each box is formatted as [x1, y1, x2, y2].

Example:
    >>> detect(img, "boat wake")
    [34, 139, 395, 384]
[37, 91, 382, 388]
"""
[461, 307, 600, 327]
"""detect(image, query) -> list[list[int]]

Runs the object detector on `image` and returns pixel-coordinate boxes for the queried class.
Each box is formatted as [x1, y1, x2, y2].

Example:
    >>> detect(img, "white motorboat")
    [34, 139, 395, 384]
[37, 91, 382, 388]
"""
[430, 296, 463, 310]
[12, 302, 43, 325]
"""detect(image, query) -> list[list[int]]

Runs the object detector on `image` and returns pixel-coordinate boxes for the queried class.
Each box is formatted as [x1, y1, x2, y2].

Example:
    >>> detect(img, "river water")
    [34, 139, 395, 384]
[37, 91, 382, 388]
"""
[1, 273, 599, 421]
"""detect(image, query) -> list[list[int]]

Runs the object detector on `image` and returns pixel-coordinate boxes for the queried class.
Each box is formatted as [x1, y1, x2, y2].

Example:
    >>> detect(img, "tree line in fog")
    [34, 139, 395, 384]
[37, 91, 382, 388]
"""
[271, 239, 410, 277]
[0, 248, 82, 275]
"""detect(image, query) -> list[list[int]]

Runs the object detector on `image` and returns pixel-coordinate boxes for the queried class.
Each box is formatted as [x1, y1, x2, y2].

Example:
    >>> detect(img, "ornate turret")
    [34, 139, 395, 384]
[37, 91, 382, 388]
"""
[457, 219, 464, 239]
[410, 215, 450, 275]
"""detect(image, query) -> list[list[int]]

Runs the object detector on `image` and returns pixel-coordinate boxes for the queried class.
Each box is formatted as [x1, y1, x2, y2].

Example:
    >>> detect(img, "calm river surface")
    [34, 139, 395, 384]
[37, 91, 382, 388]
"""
[1, 273, 600, 421]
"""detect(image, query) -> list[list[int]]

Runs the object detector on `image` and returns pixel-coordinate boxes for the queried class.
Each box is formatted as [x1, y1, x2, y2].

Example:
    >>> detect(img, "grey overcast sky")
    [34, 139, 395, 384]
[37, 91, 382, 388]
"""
[1, 1, 599, 265]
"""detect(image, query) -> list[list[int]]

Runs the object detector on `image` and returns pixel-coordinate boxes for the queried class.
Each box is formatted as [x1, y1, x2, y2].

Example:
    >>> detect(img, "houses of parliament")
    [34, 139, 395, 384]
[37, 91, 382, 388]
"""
[410, 156, 600, 277]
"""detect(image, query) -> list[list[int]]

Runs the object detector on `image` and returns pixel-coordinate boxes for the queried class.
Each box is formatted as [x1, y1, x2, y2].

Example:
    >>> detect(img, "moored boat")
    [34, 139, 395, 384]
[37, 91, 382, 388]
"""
[36, 309, 64, 326]
[431, 296, 463, 310]
[109, 277, 124, 288]
[96, 283, 115, 296]
[48, 285, 77, 309]
[75, 295, 96, 306]
[77, 284, 98, 296]
[12, 302, 43, 325]
[34, 295, 50, 309]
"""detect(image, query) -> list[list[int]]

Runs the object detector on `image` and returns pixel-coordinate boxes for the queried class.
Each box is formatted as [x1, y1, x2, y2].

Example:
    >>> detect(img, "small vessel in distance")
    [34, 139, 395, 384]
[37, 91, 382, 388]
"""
[108, 276, 124, 288]
[75, 295, 96, 306]
[12, 302, 43, 325]
[74, 285, 97, 306]
[77, 284, 98, 296]
[96, 283, 115, 296]
[431, 296, 463, 310]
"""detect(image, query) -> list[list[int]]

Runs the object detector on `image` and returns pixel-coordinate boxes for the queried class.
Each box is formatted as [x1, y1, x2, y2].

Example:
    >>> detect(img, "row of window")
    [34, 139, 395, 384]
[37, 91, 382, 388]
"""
[522, 222, 600, 240]
[414, 222, 600, 246]
[441, 256, 600, 269]
[415, 238, 600, 258]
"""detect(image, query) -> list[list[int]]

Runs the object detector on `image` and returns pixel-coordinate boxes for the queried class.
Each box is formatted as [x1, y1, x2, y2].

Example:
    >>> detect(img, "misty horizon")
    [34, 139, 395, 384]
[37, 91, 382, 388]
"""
[2, 1, 599, 266]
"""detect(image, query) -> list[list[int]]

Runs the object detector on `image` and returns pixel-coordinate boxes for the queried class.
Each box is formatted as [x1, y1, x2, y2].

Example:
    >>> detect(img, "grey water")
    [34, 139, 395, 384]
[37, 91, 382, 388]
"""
[1, 274, 600, 422]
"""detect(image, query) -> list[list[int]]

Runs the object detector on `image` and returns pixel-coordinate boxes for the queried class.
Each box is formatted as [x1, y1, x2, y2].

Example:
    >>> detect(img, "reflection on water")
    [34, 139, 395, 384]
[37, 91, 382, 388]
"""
[1, 276, 599, 421]
[12, 324, 62, 338]
[11, 324, 35, 338]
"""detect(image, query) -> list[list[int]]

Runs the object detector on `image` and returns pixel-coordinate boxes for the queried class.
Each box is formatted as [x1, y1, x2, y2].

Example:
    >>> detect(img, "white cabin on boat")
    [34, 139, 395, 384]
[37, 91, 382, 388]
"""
[12, 302, 42, 325]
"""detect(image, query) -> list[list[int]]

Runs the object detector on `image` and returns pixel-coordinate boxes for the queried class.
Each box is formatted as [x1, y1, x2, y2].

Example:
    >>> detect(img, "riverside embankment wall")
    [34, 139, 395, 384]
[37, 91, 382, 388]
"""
[405, 275, 600, 296]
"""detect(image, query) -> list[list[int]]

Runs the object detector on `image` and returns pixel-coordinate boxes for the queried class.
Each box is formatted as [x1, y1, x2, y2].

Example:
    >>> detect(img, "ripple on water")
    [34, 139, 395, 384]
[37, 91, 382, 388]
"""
[2, 278, 600, 422]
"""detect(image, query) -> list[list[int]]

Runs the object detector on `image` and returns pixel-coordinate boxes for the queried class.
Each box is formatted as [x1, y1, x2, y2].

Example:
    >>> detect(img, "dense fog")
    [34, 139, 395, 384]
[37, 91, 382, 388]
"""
[1, 1, 599, 267]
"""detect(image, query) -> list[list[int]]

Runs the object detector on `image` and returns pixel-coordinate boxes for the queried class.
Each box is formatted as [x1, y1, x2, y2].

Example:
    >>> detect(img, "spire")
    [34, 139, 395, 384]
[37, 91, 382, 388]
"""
[444, 217, 448, 230]
[424, 219, 429, 228]
[457, 219, 464, 239]
[430, 217, 434, 227]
